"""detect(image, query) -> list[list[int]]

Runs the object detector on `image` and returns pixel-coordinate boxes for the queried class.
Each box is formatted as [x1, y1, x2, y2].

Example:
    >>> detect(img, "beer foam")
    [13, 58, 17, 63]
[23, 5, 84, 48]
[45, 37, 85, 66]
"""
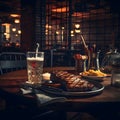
[27, 57, 44, 61]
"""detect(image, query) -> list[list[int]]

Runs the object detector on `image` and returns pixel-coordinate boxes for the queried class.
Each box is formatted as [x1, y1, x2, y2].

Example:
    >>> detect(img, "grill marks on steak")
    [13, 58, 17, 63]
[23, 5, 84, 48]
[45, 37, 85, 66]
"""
[52, 71, 94, 92]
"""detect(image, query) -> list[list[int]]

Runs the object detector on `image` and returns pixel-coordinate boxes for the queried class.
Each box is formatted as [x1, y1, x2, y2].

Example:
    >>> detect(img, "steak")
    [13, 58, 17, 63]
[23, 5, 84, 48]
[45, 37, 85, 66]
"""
[52, 71, 94, 92]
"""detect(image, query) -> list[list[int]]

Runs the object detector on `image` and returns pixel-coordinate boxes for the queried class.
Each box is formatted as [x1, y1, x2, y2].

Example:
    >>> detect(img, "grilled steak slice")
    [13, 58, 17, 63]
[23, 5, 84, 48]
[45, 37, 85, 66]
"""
[52, 71, 94, 92]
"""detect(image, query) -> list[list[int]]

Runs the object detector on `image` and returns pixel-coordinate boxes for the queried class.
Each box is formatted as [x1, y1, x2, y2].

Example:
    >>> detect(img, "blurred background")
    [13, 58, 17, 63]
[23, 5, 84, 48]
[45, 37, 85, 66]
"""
[0, 0, 120, 66]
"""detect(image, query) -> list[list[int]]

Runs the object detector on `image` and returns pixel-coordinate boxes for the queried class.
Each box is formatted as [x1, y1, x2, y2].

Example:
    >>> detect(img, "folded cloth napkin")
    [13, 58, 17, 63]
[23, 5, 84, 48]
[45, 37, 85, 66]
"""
[21, 88, 32, 94]
[20, 86, 67, 105]
[36, 93, 66, 105]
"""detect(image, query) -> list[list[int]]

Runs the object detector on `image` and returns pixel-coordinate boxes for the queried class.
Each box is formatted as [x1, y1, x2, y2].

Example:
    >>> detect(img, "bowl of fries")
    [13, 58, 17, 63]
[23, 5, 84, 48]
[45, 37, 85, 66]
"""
[80, 69, 110, 81]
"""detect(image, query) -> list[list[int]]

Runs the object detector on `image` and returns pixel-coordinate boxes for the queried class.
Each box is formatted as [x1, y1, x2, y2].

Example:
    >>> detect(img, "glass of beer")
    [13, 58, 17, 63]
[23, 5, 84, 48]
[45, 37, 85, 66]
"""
[26, 52, 44, 84]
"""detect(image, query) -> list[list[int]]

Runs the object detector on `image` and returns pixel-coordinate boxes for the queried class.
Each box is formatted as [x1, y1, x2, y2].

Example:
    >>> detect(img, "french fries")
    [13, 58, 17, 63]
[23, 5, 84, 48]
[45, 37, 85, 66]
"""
[81, 69, 107, 77]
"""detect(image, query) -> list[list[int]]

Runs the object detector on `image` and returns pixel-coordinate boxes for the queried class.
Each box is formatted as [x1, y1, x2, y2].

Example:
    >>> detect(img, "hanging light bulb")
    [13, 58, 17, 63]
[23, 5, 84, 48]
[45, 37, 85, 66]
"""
[71, 30, 74, 36]
[14, 19, 20, 23]
[75, 24, 81, 33]
[12, 27, 16, 32]
[18, 30, 21, 34]
[75, 24, 80, 29]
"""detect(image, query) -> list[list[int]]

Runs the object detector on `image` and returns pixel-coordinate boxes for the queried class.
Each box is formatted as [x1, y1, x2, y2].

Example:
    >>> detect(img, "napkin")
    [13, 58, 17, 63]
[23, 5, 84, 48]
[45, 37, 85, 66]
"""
[36, 93, 66, 105]
[20, 86, 67, 105]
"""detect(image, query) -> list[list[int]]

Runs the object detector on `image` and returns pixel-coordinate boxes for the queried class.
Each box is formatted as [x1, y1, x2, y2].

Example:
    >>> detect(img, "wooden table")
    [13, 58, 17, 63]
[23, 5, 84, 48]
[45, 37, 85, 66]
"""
[0, 67, 120, 119]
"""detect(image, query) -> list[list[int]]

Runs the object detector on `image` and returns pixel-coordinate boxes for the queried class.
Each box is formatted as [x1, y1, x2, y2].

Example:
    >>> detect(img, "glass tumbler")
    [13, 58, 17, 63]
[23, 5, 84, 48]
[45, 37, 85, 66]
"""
[111, 67, 120, 87]
[26, 52, 44, 84]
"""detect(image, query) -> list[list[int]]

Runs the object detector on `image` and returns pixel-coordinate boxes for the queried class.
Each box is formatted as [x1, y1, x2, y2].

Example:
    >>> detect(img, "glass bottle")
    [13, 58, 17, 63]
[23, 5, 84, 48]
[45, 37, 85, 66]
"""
[89, 50, 100, 70]
[101, 49, 120, 74]
[111, 64, 120, 87]
[74, 54, 88, 73]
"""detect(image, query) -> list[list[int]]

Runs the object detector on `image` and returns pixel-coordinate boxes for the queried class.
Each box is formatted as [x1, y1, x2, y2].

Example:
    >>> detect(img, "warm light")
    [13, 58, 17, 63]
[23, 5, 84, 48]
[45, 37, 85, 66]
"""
[56, 31, 59, 34]
[75, 24, 80, 29]
[76, 40, 80, 43]
[16, 42, 20, 47]
[18, 30, 21, 34]
[72, 12, 89, 18]
[12, 27, 16, 32]
[71, 30, 74, 34]
[62, 27, 64, 30]
[4, 33, 7, 35]
[2, 23, 11, 26]
[71, 34, 74, 37]
[10, 14, 20, 18]
[71, 30, 74, 36]
[52, 7, 69, 13]
[15, 34, 18, 36]
[14, 19, 20, 23]
[75, 29, 81, 33]
[2, 23, 11, 39]
[46, 24, 52, 29]
[75, 24, 81, 33]
[45, 29, 48, 35]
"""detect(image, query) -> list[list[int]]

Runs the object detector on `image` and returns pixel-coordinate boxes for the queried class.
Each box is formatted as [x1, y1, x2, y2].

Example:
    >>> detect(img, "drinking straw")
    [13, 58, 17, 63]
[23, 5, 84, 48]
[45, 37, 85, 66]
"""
[80, 35, 91, 69]
[36, 43, 39, 58]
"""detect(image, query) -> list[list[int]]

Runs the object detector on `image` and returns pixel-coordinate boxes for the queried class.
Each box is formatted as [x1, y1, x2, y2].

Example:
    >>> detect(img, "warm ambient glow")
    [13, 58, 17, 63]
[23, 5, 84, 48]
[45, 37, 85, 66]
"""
[46, 24, 52, 29]
[14, 19, 20, 23]
[52, 7, 69, 13]
[62, 27, 64, 30]
[71, 30, 74, 34]
[15, 34, 18, 36]
[18, 30, 21, 34]
[75, 24, 80, 29]
[75, 24, 81, 33]
[10, 14, 20, 18]
[71, 30, 74, 36]
[2, 23, 11, 39]
[72, 12, 89, 18]
[75, 29, 81, 33]
[56, 31, 59, 34]
[2, 23, 11, 26]
[12, 27, 16, 32]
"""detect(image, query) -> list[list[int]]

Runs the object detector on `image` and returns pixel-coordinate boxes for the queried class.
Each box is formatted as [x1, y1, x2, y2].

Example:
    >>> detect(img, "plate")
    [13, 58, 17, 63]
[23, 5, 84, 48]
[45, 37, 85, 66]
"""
[39, 80, 104, 97]
[81, 74, 111, 81]
[81, 75, 105, 81]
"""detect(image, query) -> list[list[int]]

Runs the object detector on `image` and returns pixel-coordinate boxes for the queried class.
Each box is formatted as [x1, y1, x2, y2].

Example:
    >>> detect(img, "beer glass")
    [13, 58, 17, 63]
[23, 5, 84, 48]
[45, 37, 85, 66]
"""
[26, 52, 44, 84]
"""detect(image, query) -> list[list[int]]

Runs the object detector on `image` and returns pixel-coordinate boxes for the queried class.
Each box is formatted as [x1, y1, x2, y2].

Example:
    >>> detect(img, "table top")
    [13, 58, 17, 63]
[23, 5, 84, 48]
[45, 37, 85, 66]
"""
[0, 67, 120, 112]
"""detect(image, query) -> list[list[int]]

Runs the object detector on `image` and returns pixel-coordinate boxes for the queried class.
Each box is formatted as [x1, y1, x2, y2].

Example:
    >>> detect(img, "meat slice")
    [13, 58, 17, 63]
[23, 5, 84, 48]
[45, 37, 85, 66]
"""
[52, 71, 94, 92]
